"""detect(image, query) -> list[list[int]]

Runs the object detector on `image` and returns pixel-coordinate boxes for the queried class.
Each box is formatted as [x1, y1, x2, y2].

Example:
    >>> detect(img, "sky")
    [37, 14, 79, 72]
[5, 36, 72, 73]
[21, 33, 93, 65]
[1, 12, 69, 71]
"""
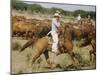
[24, 1, 96, 12]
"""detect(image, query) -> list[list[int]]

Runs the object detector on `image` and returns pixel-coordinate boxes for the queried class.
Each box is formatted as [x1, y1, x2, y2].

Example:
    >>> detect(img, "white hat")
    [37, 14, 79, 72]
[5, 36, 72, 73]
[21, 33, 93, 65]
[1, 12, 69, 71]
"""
[56, 10, 61, 14]
[54, 13, 61, 17]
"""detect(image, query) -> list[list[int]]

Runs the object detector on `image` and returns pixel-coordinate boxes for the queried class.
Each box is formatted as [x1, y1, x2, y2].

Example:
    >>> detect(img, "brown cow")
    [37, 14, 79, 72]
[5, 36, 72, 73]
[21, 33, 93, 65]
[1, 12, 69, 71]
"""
[77, 23, 96, 62]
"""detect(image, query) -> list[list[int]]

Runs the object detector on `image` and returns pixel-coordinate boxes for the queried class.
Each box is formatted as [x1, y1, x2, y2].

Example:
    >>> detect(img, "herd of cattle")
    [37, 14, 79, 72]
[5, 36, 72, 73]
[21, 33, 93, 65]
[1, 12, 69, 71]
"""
[12, 16, 95, 40]
[12, 16, 51, 39]
[12, 15, 96, 66]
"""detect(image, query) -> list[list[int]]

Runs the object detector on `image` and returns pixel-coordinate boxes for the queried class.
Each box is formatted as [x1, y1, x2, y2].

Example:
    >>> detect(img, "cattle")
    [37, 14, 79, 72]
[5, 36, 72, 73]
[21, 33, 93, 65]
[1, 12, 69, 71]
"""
[12, 16, 40, 39]
[76, 22, 96, 62]
[12, 21, 35, 38]
[12, 16, 52, 39]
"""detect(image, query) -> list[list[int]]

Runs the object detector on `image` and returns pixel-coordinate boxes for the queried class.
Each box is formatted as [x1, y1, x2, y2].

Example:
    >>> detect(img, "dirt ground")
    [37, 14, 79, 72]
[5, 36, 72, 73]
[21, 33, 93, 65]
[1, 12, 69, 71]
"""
[11, 38, 96, 74]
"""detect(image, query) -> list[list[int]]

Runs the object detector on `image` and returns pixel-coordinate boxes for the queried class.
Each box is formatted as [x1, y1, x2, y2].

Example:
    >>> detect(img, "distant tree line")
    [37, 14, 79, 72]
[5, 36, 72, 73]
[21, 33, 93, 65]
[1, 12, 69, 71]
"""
[11, 0, 96, 20]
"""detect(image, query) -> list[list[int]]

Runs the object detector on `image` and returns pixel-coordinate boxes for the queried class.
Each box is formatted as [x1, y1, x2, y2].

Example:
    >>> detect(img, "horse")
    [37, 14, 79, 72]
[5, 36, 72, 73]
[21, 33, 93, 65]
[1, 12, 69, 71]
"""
[59, 25, 78, 62]
[21, 25, 79, 68]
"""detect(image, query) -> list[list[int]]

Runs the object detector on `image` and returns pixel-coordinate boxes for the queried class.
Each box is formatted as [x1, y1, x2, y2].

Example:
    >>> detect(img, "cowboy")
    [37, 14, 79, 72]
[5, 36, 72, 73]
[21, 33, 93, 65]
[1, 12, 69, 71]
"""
[77, 14, 81, 21]
[87, 15, 91, 23]
[51, 12, 61, 55]
[77, 14, 81, 24]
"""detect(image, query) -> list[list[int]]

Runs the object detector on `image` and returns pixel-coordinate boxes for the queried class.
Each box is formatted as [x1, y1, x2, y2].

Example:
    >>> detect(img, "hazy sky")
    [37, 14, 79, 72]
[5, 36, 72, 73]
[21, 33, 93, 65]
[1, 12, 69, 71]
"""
[24, 1, 96, 12]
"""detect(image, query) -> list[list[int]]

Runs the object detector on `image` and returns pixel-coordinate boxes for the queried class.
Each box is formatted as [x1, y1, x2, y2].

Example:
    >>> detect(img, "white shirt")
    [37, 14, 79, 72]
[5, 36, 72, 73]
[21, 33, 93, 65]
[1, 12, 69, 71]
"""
[51, 18, 60, 32]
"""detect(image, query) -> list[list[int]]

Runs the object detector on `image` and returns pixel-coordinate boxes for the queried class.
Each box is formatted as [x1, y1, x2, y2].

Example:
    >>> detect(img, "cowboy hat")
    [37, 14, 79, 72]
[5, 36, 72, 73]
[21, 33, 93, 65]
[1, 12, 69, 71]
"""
[54, 13, 61, 17]
[56, 10, 61, 14]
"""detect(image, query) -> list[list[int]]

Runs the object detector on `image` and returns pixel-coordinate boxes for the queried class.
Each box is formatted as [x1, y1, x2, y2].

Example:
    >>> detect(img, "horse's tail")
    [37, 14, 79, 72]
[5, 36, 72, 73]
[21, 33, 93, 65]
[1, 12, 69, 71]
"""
[20, 39, 35, 52]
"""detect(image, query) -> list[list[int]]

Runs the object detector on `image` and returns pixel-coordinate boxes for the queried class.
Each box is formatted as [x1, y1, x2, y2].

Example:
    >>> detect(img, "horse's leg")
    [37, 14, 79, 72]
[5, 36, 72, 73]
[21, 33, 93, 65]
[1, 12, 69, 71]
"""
[68, 51, 75, 62]
[31, 50, 43, 65]
[89, 50, 93, 62]
[43, 50, 51, 65]
[93, 50, 96, 63]
[62, 44, 75, 62]
[89, 50, 96, 64]
[90, 39, 96, 61]
[69, 49, 80, 64]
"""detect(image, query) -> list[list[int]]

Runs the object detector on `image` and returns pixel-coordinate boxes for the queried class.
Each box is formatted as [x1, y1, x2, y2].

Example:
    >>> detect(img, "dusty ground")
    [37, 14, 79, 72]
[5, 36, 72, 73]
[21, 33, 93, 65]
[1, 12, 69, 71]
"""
[11, 38, 96, 74]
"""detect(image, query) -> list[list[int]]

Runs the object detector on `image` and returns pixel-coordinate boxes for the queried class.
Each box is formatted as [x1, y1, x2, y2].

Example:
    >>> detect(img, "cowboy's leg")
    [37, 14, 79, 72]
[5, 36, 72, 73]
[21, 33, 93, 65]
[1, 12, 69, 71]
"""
[54, 32, 59, 50]
[51, 31, 59, 53]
